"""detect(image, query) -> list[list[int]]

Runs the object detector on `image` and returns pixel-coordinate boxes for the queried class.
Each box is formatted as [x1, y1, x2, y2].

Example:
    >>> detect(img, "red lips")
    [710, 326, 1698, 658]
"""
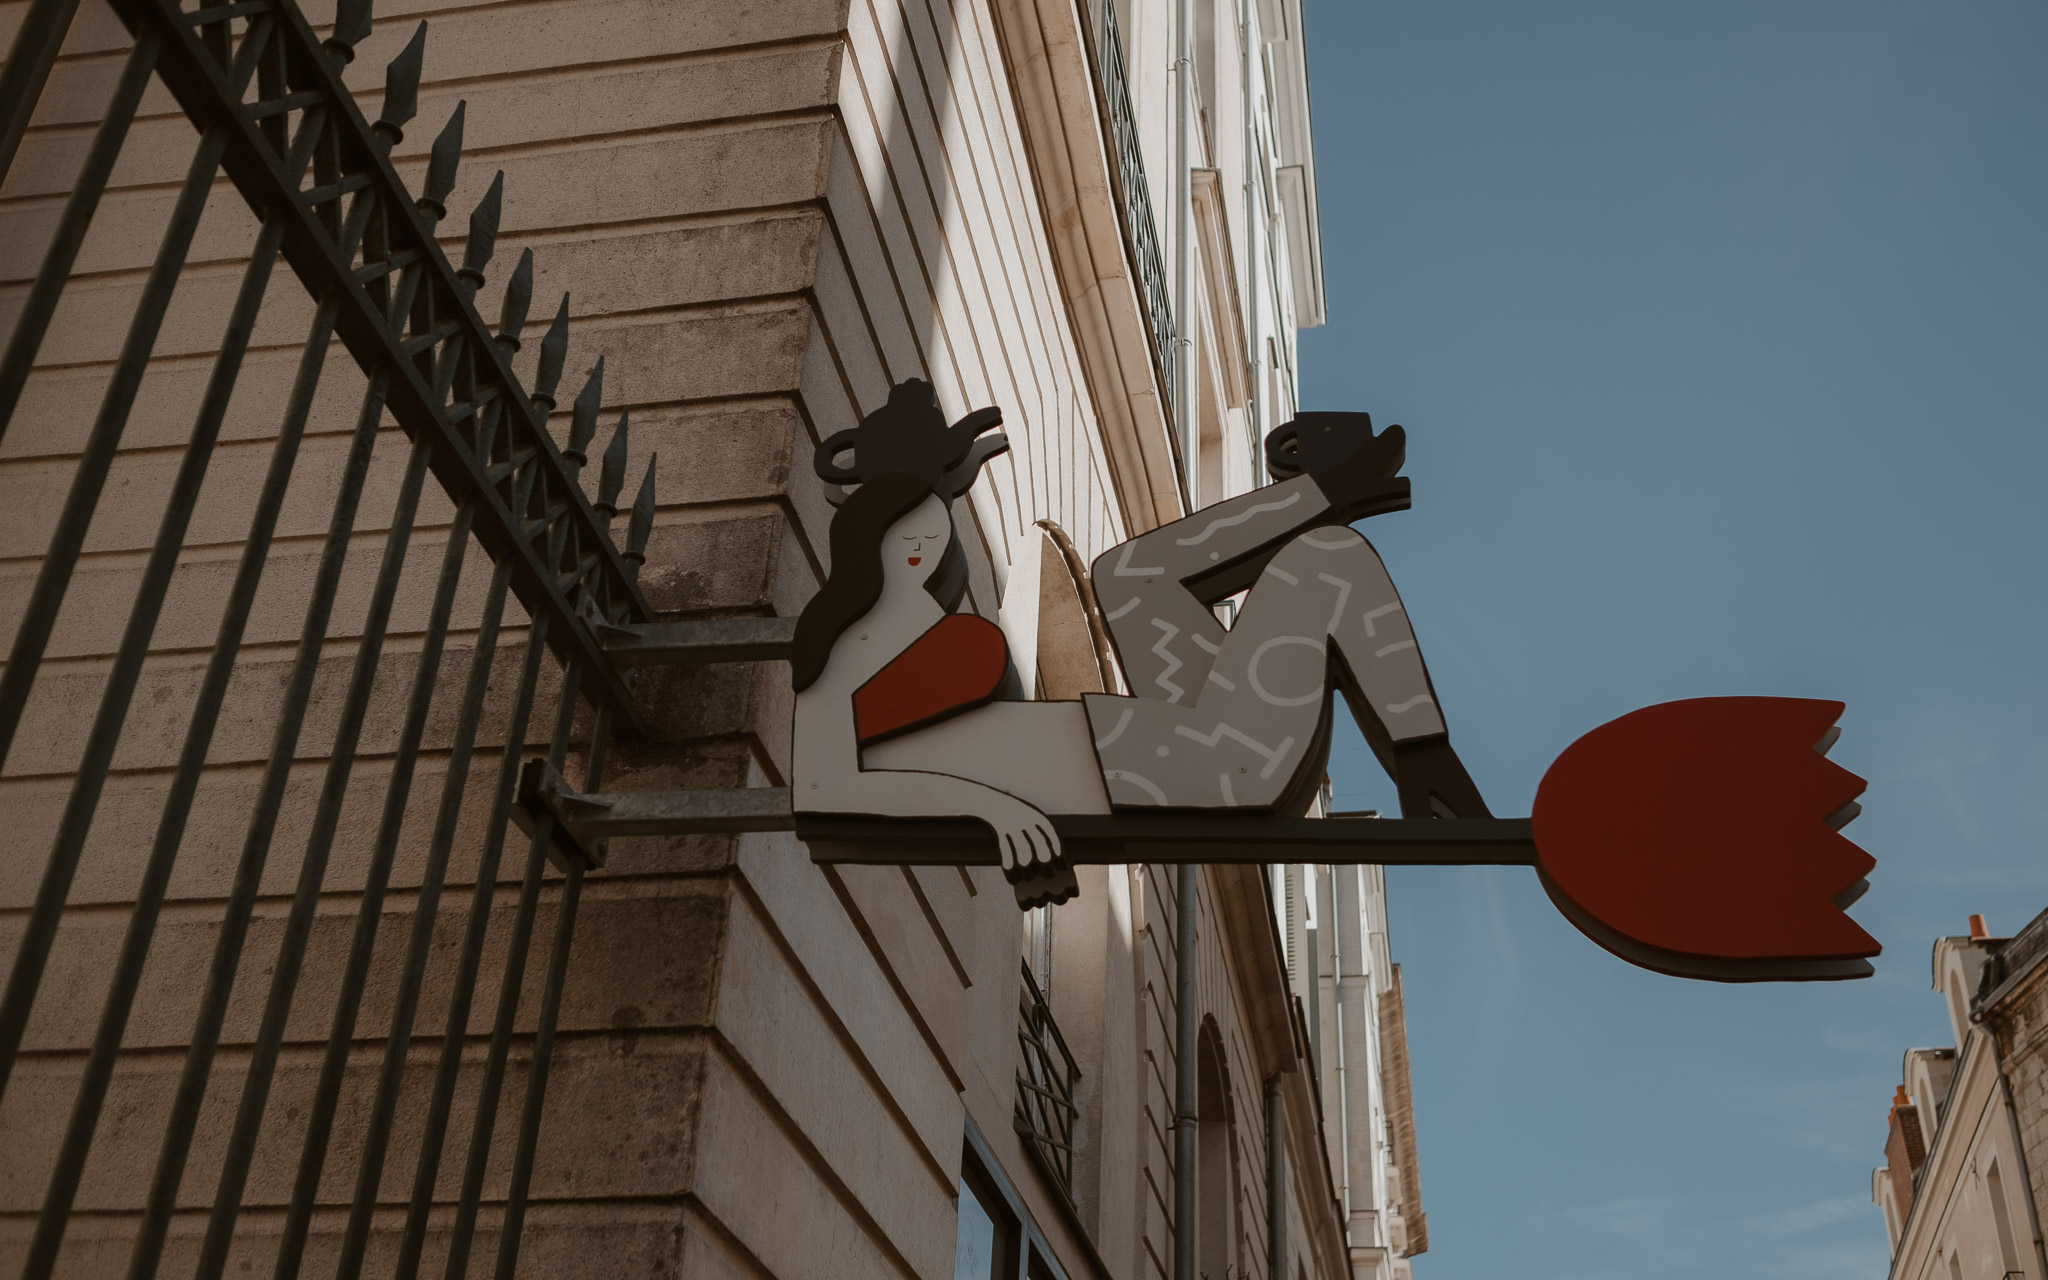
[908, 556, 922, 565]
[1532, 697, 1880, 982]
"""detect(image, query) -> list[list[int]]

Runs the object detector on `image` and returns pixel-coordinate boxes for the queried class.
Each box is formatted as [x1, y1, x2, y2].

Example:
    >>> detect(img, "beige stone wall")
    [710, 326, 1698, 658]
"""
[0, 0, 1358, 1277]
[1991, 955, 2048, 1241]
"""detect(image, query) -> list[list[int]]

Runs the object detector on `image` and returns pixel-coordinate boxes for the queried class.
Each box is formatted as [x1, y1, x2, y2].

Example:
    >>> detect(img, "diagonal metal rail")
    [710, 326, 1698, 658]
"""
[103, 0, 654, 730]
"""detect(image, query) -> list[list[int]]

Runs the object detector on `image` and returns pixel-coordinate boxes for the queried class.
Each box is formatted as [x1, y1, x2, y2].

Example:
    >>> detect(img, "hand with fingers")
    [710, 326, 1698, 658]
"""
[975, 798, 1075, 908]
[988, 797, 1063, 879]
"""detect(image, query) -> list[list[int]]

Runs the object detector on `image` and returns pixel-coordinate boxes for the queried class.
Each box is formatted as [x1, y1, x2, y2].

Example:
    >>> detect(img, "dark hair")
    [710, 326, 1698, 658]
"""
[790, 472, 969, 691]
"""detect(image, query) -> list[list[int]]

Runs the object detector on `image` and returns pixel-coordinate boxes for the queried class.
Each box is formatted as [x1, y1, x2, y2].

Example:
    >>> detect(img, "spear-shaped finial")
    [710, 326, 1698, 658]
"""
[496, 249, 533, 350]
[624, 454, 657, 574]
[595, 408, 630, 520]
[325, 0, 373, 64]
[565, 357, 604, 474]
[457, 169, 503, 294]
[372, 22, 426, 147]
[532, 294, 571, 412]
[417, 99, 465, 221]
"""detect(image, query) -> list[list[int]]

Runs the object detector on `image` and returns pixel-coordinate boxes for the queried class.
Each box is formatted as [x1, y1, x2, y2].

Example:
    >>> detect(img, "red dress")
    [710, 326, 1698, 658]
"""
[852, 613, 1010, 745]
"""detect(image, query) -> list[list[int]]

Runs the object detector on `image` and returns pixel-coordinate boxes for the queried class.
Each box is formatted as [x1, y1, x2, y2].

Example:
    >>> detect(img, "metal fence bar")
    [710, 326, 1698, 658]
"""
[199, 429, 437, 1279]
[336, 557, 513, 1280]
[266, 478, 476, 1280]
[15, 155, 317, 1280]
[0, 0, 86, 183]
[0, 43, 279, 1099]
[208, 122, 461, 1280]
[444, 659, 585, 1280]
[128, 41, 433, 1260]
[126, 378, 392, 1280]
[396, 604, 550, 1280]
[0, 30, 160, 440]
[488, 468, 651, 1277]
[21, 197, 366, 1271]
[492, 704, 611, 1280]
[0, 13, 275, 776]
[1, 77, 319, 1088]
[335, 251, 529, 1276]
[0, 109, 232, 779]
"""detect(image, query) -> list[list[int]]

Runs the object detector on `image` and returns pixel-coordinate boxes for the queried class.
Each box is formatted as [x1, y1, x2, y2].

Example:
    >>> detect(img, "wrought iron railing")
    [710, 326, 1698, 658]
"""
[0, 0, 653, 1274]
[1015, 959, 1082, 1202]
[1091, 0, 1178, 414]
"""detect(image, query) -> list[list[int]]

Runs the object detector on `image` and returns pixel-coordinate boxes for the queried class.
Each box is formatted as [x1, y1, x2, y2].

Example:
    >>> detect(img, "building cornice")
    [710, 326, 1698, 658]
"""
[986, 0, 1189, 531]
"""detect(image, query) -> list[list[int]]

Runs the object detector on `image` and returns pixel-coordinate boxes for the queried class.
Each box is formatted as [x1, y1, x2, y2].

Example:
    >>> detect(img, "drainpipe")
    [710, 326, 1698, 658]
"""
[1174, 864, 1199, 1280]
[1172, 0, 1199, 1266]
[1328, 868, 1351, 1217]
[1240, 0, 1259, 464]
[1173, 0, 1195, 499]
[1267, 1072, 1288, 1280]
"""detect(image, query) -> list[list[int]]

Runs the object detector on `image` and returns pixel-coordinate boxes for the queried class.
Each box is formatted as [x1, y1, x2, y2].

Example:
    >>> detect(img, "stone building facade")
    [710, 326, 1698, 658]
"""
[0, 0, 1431, 1277]
[1873, 911, 2048, 1280]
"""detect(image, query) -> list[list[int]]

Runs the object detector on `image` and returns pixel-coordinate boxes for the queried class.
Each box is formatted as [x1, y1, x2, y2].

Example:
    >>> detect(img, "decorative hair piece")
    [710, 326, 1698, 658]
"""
[815, 378, 1009, 505]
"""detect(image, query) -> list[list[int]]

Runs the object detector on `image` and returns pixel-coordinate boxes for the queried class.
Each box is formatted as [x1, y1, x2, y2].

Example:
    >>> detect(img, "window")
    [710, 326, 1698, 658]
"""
[953, 1164, 1018, 1280]
[954, 1128, 1073, 1280]
[1988, 1162, 2024, 1275]
[1198, 1030, 1238, 1280]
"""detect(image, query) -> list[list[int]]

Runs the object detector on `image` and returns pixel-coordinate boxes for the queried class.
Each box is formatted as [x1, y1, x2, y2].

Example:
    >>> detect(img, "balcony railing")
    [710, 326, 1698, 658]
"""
[1015, 960, 1082, 1201]
[1092, 0, 1179, 415]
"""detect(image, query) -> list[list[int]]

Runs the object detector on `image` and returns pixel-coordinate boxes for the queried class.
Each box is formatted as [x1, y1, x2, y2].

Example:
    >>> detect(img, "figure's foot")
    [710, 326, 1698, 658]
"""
[1393, 738, 1491, 819]
[1010, 861, 1080, 910]
[1265, 413, 1411, 521]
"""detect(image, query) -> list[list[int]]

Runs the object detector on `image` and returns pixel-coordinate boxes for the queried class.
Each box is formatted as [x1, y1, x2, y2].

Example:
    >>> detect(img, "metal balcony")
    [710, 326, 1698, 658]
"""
[1091, 0, 1179, 413]
[1015, 961, 1082, 1201]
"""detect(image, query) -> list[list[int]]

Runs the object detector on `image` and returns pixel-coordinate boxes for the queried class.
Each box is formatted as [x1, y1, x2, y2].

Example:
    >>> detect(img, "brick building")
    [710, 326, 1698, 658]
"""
[1873, 911, 2048, 1280]
[0, 0, 1433, 1277]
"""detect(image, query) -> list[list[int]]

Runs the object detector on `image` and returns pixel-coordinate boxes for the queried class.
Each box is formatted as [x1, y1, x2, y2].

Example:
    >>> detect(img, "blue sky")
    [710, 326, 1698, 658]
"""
[1300, 3, 2048, 1277]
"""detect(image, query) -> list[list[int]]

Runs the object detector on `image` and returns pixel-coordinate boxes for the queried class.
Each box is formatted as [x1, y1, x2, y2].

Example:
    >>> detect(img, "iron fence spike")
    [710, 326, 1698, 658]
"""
[564, 357, 603, 470]
[373, 22, 426, 144]
[625, 454, 656, 568]
[327, 0, 373, 62]
[496, 248, 533, 349]
[533, 294, 570, 411]
[595, 407, 629, 519]
[458, 169, 502, 289]
[418, 99, 464, 220]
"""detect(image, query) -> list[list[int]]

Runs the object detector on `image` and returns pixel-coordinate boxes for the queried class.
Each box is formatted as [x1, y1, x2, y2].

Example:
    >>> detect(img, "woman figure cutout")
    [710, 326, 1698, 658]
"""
[792, 379, 1487, 908]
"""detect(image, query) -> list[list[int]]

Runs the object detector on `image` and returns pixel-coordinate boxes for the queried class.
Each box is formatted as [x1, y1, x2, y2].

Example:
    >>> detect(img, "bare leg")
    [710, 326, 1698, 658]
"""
[1085, 525, 1486, 816]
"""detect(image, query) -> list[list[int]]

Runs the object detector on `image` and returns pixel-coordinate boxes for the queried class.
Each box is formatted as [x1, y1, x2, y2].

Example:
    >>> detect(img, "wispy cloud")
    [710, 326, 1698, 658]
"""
[1740, 1195, 1873, 1238]
[1534, 1192, 1882, 1280]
